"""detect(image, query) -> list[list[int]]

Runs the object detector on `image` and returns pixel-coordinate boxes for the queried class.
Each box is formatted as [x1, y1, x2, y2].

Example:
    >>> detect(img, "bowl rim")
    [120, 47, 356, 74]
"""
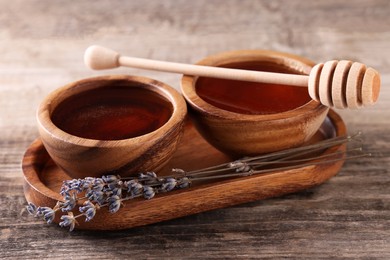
[181, 49, 328, 121]
[37, 74, 187, 148]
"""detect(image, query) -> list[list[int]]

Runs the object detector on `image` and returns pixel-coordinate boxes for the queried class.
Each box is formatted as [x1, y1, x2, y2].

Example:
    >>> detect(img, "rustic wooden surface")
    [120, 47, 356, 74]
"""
[1, 0, 389, 259]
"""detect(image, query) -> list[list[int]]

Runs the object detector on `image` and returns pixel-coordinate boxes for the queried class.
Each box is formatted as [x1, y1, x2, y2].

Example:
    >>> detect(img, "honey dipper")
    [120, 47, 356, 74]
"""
[84, 45, 380, 109]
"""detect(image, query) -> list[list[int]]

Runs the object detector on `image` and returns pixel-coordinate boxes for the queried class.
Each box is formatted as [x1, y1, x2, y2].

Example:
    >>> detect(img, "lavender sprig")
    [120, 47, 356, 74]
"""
[26, 173, 190, 231]
[26, 133, 368, 231]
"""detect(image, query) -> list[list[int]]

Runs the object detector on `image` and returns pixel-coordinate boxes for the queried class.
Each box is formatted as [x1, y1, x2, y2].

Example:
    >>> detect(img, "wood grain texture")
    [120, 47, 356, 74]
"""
[1, 0, 389, 258]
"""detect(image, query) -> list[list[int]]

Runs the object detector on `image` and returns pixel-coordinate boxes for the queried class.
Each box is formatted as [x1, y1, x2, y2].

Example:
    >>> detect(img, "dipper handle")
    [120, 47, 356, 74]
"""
[84, 45, 380, 109]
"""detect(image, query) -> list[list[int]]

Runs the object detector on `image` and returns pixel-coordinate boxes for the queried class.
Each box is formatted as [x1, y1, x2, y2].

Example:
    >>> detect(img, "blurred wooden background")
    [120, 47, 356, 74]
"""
[1, 0, 389, 258]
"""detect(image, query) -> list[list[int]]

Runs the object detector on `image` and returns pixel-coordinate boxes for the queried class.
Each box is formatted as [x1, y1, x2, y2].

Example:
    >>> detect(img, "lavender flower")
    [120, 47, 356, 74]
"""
[92, 178, 105, 191]
[61, 178, 91, 195]
[90, 190, 105, 205]
[35, 206, 46, 217]
[85, 208, 96, 222]
[67, 179, 81, 191]
[59, 212, 78, 231]
[125, 179, 137, 190]
[228, 161, 252, 173]
[161, 178, 177, 192]
[60, 179, 77, 196]
[109, 187, 122, 197]
[139, 172, 157, 180]
[178, 177, 191, 189]
[61, 192, 77, 212]
[73, 180, 85, 193]
[84, 177, 96, 183]
[102, 175, 119, 183]
[103, 178, 123, 197]
[106, 182, 122, 194]
[125, 180, 143, 197]
[108, 195, 122, 213]
[79, 201, 93, 213]
[40, 207, 55, 224]
[143, 186, 155, 200]
[172, 168, 186, 175]
[26, 202, 37, 215]
[79, 201, 98, 222]
[78, 178, 93, 191]
[85, 188, 94, 199]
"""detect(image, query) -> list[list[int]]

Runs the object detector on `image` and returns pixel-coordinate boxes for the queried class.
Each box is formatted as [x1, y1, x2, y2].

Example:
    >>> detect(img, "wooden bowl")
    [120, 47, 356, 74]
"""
[181, 50, 329, 156]
[37, 75, 187, 179]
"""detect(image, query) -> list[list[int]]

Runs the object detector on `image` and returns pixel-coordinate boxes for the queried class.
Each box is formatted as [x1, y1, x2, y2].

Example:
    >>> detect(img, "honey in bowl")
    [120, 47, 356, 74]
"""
[38, 75, 187, 178]
[181, 50, 329, 156]
[196, 61, 312, 114]
[51, 84, 173, 140]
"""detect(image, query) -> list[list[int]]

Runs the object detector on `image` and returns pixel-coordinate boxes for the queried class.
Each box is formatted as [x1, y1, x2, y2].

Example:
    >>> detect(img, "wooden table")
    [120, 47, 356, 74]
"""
[1, 1, 389, 258]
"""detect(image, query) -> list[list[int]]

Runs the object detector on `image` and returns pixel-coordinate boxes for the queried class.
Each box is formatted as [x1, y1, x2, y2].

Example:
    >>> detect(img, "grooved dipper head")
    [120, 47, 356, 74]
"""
[308, 60, 381, 109]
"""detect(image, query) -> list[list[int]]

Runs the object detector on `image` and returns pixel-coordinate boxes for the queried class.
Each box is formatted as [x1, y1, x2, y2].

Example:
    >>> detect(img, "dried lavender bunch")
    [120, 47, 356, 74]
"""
[26, 133, 368, 231]
[26, 173, 191, 231]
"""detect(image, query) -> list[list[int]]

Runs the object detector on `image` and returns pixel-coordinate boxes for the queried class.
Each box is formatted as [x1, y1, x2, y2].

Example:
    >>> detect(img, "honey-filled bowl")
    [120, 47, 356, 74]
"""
[37, 75, 187, 179]
[181, 50, 329, 156]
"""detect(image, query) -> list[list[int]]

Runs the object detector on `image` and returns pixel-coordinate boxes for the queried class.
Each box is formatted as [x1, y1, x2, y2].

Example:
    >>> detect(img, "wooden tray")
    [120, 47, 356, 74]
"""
[22, 110, 346, 230]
